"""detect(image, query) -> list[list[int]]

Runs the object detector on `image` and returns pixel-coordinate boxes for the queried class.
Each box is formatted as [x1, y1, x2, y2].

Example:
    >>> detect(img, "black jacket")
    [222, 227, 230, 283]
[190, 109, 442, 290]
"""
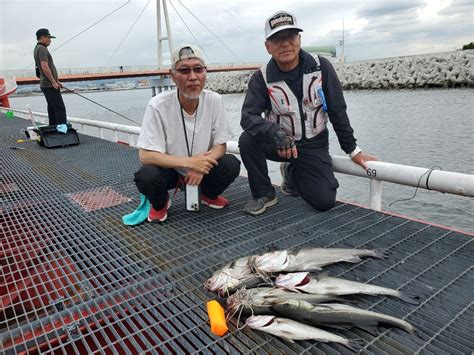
[241, 50, 357, 154]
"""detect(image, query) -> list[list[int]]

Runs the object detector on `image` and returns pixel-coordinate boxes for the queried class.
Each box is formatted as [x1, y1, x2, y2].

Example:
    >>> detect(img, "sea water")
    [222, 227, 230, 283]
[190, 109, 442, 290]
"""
[9, 88, 474, 233]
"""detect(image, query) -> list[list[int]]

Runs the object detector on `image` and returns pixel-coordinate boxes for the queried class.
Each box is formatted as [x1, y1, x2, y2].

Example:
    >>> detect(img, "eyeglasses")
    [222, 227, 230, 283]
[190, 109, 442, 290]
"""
[174, 66, 207, 75]
[269, 32, 299, 44]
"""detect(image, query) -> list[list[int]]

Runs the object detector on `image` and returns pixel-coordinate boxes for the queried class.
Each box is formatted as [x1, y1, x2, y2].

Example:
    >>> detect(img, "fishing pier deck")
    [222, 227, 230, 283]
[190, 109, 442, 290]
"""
[1, 114, 472, 354]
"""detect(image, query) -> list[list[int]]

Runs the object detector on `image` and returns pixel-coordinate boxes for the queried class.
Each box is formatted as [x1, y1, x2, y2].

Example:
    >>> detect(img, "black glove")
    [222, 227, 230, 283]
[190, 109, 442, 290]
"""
[273, 129, 295, 149]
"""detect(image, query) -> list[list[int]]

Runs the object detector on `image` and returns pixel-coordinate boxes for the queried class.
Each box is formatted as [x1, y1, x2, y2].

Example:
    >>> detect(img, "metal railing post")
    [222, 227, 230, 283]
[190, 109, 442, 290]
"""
[369, 179, 382, 211]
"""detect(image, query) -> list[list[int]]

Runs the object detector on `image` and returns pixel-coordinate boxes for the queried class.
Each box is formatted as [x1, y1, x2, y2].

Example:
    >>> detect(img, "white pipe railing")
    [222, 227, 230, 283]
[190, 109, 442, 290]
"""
[227, 141, 474, 208]
[3, 108, 474, 211]
[4, 108, 141, 146]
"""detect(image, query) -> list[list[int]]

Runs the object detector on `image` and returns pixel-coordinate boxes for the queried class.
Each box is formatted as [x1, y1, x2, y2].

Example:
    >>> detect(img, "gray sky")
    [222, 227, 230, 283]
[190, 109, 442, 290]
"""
[1, 0, 472, 70]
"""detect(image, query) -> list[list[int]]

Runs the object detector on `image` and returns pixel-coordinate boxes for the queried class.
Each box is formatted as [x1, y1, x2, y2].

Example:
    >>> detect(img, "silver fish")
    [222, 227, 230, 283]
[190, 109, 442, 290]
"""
[275, 272, 419, 304]
[253, 248, 385, 275]
[227, 287, 347, 315]
[205, 255, 260, 296]
[246, 315, 362, 350]
[272, 299, 417, 334]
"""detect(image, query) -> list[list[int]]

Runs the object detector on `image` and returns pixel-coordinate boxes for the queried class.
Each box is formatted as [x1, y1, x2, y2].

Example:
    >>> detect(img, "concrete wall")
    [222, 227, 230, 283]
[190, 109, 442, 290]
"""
[205, 50, 474, 93]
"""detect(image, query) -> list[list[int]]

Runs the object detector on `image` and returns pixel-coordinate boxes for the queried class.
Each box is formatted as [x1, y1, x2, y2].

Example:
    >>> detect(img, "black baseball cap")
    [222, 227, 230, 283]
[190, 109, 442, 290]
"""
[36, 28, 56, 39]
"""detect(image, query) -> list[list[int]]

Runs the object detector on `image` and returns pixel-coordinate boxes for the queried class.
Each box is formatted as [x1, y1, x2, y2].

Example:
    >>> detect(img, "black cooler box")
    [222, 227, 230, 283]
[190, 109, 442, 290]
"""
[36, 124, 80, 148]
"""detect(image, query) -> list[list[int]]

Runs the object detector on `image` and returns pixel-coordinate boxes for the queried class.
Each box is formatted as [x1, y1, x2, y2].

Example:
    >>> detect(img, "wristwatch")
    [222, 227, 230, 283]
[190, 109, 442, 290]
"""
[349, 146, 362, 159]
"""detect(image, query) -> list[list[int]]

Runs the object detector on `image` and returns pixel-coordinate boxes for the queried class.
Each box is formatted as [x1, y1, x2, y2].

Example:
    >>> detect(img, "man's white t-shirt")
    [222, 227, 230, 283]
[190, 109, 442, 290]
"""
[137, 89, 234, 175]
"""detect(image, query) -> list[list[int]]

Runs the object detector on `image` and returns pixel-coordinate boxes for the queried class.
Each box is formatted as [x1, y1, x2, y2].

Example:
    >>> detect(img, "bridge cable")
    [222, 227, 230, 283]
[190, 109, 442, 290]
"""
[52, 0, 132, 53]
[105, 0, 152, 67]
[23, 0, 131, 70]
[63, 86, 141, 126]
[168, 0, 212, 63]
[176, 0, 243, 62]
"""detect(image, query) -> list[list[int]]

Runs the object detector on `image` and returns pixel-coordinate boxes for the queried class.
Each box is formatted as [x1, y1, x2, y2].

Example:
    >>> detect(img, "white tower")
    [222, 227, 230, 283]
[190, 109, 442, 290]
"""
[156, 0, 174, 66]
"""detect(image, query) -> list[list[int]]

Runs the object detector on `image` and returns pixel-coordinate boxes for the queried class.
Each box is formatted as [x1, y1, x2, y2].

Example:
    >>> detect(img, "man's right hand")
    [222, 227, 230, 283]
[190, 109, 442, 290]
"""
[52, 81, 61, 90]
[273, 129, 298, 159]
[187, 154, 218, 174]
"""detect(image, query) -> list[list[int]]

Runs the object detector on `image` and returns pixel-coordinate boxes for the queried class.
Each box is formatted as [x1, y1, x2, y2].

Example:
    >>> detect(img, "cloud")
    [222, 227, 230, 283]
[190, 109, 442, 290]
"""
[356, 1, 425, 18]
[0, 0, 472, 70]
[439, 0, 474, 15]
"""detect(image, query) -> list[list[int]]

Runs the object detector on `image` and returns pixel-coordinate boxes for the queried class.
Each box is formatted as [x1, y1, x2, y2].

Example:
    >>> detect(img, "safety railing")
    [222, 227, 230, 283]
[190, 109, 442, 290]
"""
[3, 107, 474, 211]
[3, 107, 141, 146]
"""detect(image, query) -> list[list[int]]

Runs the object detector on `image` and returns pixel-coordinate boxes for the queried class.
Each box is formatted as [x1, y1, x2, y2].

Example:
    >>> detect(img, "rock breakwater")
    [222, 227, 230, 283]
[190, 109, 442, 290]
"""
[205, 50, 473, 93]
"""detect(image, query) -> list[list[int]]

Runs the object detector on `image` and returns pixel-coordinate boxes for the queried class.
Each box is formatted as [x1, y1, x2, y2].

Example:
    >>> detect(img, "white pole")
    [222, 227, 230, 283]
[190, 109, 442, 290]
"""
[162, 0, 174, 54]
[156, 0, 162, 66]
[156, 0, 173, 66]
[369, 179, 382, 211]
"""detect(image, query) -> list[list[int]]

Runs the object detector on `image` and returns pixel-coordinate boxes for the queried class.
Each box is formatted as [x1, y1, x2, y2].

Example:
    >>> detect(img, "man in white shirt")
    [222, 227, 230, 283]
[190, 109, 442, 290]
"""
[134, 45, 240, 222]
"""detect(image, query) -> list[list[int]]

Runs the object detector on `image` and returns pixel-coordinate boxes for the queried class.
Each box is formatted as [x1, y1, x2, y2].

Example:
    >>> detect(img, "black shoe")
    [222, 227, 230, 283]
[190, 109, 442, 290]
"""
[280, 162, 298, 196]
[243, 194, 278, 215]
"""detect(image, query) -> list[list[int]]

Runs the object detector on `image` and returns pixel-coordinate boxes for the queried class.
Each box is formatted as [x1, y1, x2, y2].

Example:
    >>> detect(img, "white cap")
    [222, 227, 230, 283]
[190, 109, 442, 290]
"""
[171, 45, 205, 67]
[264, 10, 303, 39]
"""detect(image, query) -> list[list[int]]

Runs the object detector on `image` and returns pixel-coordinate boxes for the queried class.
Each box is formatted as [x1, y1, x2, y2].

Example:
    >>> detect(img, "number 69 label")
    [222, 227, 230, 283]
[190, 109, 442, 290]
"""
[366, 168, 377, 177]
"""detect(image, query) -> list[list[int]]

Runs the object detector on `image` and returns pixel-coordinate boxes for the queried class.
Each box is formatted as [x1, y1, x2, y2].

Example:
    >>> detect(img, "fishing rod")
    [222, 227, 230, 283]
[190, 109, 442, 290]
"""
[62, 86, 141, 126]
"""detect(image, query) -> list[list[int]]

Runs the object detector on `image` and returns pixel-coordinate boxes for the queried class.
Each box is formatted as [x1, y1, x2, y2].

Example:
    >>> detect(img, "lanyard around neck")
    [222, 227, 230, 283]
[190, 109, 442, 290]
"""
[178, 91, 198, 157]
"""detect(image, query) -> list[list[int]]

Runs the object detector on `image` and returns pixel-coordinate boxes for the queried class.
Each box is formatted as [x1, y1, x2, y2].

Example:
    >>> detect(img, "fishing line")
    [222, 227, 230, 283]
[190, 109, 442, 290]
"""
[388, 166, 443, 206]
[235, 304, 248, 331]
[53, 0, 132, 53]
[63, 86, 141, 126]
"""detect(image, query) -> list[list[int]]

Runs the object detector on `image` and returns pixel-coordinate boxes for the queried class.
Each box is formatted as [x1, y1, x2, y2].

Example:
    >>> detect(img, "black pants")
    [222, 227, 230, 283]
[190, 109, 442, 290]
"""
[134, 154, 241, 210]
[41, 87, 67, 125]
[239, 131, 339, 212]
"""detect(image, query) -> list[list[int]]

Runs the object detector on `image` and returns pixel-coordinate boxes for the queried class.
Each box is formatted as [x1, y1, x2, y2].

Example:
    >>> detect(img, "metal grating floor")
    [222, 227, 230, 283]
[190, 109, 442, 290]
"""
[1, 113, 473, 354]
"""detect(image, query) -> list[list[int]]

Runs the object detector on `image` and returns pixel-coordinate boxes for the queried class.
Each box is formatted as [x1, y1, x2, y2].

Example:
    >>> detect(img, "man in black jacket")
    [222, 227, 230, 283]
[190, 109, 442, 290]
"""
[33, 28, 67, 125]
[239, 10, 377, 215]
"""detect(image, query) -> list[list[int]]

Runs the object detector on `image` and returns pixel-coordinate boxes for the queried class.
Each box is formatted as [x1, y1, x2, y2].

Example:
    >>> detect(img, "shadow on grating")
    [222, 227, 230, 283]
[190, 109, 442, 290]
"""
[1, 113, 473, 354]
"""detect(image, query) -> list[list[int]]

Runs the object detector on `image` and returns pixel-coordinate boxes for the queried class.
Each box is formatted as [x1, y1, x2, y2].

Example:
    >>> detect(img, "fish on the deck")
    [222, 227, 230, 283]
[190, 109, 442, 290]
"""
[272, 299, 417, 334]
[245, 315, 362, 350]
[252, 248, 385, 275]
[275, 272, 419, 304]
[226, 287, 347, 315]
[205, 255, 261, 297]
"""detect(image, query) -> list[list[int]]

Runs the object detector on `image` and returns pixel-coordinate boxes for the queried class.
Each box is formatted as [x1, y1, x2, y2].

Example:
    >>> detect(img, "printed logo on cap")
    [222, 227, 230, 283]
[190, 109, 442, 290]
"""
[269, 13, 294, 30]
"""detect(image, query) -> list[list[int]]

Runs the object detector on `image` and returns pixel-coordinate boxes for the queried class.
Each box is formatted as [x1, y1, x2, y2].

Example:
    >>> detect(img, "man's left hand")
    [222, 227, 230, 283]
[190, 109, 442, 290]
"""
[273, 130, 298, 159]
[351, 151, 379, 170]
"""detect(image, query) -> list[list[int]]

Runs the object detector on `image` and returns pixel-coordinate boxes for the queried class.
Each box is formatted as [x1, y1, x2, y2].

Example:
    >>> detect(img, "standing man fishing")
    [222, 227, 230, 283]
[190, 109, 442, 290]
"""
[132, 45, 240, 223]
[239, 10, 378, 215]
[33, 28, 67, 126]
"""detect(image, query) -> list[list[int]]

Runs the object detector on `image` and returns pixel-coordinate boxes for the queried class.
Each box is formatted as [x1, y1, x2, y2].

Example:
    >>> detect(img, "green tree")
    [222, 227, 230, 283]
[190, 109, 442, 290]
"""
[462, 42, 474, 50]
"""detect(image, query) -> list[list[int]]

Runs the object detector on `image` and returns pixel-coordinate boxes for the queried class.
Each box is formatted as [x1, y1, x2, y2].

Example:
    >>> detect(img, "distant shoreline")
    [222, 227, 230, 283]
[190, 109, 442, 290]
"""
[10, 49, 474, 96]
[12, 86, 151, 98]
